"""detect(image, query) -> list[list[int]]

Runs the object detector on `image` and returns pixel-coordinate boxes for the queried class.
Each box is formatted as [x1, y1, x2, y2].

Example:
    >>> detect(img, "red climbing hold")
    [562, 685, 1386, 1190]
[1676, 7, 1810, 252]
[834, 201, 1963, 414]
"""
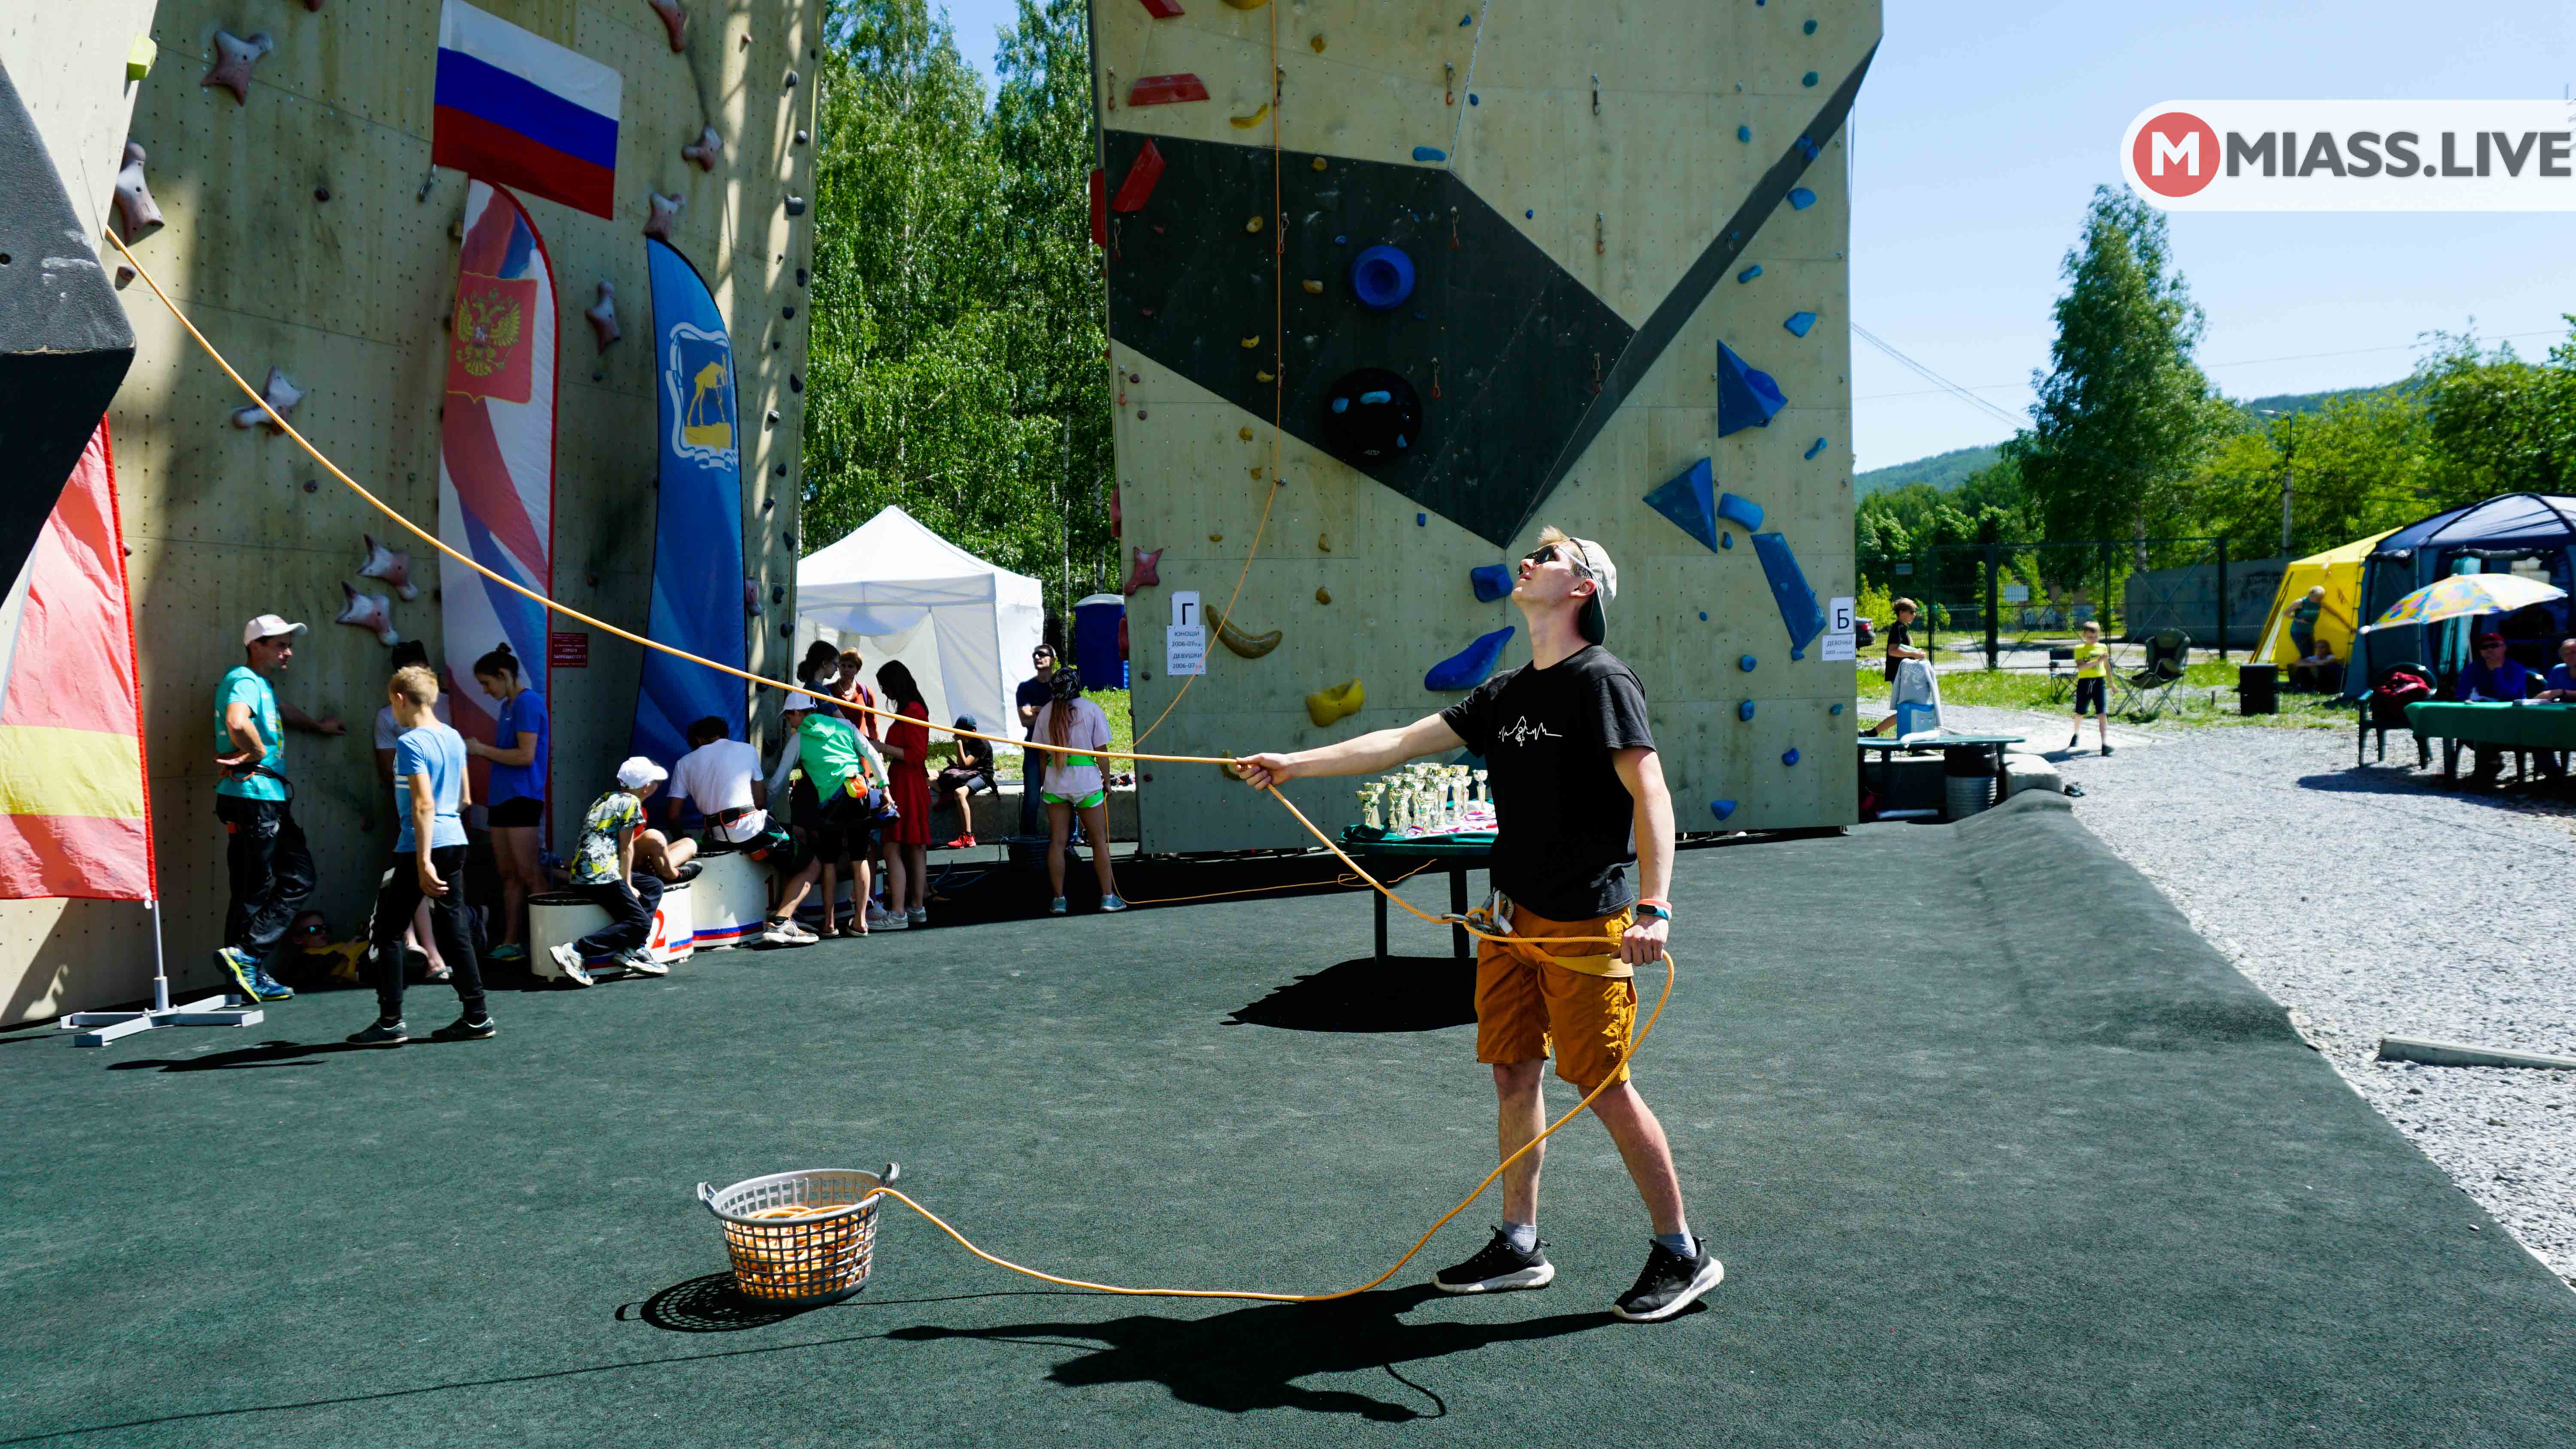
[586, 282, 621, 352]
[1127, 73, 1209, 107]
[1110, 139, 1166, 212]
[113, 142, 163, 240]
[682, 125, 720, 171]
[1124, 546, 1163, 594]
[644, 191, 682, 239]
[1110, 480, 1124, 538]
[648, 0, 688, 52]
[201, 31, 273, 105]
[1138, 0, 1185, 15]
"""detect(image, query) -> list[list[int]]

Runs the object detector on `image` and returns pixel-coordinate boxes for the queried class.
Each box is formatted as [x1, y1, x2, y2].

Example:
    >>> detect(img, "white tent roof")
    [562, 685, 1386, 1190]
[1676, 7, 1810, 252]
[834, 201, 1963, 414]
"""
[796, 506, 1045, 744]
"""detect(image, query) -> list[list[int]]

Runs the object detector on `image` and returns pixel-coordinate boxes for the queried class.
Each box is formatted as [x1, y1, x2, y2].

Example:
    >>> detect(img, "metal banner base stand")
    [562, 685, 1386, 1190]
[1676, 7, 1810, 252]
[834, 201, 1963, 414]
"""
[59, 900, 261, 1047]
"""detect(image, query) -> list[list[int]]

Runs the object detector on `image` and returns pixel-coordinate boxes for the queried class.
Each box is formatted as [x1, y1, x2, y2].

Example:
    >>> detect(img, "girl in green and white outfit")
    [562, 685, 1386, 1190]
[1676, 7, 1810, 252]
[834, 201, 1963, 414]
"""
[1031, 667, 1126, 915]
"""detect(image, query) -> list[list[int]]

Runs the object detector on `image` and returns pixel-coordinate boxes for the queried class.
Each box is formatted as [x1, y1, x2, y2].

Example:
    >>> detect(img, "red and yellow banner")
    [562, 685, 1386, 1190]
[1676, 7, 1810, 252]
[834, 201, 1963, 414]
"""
[0, 422, 152, 901]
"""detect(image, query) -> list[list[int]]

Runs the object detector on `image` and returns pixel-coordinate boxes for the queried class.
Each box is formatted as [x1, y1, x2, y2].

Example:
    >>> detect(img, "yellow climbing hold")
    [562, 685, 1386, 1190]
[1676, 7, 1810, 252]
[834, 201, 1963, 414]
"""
[1301, 279, 1323, 294]
[1245, 215, 1264, 233]
[1231, 103, 1270, 129]
[1315, 587, 1331, 604]
[1209, 533, 1224, 543]
[1309, 34, 1325, 54]
[1216, 616, 1282, 658]
[1309, 153, 1326, 168]
[1239, 427, 1254, 441]
[1318, 533, 1330, 551]
[1255, 370, 1274, 382]
[1305, 677, 1364, 728]
[1221, 0, 1269, 9]
[1250, 466, 1264, 479]
[1241, 336, 1261, 348]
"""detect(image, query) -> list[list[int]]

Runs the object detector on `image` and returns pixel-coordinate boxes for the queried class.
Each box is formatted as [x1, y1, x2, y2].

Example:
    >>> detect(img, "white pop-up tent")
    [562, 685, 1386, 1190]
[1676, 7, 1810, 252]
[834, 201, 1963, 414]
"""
[795, 506, 1045, 745]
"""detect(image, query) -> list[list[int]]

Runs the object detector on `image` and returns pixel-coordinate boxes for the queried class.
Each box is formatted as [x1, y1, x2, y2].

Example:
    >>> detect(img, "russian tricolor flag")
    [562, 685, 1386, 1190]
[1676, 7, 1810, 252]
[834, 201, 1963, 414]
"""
[434, 0, 621, 219]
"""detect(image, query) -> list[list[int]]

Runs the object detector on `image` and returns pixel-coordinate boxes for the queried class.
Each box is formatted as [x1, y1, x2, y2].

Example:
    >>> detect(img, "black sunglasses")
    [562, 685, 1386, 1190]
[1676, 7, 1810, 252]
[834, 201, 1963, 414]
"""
[1521, 543, 1591, 576]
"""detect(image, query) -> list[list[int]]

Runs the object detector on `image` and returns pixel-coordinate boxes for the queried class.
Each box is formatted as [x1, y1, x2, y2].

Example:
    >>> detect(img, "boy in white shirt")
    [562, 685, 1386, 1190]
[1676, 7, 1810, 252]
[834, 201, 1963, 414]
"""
[670, 716, 817, 946]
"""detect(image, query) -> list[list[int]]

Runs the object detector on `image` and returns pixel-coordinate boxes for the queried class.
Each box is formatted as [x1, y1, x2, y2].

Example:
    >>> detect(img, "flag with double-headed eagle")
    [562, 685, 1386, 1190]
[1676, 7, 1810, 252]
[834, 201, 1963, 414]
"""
[438, 180, 556, 797]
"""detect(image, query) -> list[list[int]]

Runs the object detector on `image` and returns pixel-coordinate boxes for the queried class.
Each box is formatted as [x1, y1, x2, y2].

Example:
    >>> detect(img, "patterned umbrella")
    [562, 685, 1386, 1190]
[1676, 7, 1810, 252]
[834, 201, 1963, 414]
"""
[2368, 572, 2567, 629]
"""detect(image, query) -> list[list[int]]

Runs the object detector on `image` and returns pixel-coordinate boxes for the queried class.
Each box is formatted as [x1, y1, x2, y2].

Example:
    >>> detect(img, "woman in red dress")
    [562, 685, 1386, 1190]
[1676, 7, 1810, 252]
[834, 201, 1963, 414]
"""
[874, 661, 934, 927]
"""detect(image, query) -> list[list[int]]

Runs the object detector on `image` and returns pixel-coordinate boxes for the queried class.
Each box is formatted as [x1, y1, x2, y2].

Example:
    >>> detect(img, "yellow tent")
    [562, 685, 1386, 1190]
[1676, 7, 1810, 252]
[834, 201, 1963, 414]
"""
[2253, 528, 2397, 666]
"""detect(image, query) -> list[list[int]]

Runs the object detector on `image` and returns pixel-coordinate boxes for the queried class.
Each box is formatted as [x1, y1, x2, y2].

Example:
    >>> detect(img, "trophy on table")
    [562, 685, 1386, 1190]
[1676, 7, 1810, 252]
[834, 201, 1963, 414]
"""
[1360, 783, 1383, 832]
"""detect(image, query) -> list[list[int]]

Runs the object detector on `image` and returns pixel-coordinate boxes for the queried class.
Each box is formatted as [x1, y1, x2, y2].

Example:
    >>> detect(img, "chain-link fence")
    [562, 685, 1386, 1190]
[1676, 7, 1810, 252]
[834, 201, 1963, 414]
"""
[1859, 537, 2263, 673]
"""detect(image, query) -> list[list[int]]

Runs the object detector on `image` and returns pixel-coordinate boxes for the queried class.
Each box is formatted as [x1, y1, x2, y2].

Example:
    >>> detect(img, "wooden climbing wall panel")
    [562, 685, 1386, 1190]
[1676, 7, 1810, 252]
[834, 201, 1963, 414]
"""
[1099, 0, 1876, 855]
[0, 0, 821, 1022]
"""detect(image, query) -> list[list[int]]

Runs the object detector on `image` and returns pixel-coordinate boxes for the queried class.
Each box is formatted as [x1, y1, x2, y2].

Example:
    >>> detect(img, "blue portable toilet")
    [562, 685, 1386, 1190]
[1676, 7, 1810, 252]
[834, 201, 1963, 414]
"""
[1073, 594, 1127, 691]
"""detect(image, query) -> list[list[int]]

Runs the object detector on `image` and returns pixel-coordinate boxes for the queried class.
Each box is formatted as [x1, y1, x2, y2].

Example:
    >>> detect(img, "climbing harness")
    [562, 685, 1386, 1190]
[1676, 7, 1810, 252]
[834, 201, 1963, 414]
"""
[103, 225, 1685, 1303]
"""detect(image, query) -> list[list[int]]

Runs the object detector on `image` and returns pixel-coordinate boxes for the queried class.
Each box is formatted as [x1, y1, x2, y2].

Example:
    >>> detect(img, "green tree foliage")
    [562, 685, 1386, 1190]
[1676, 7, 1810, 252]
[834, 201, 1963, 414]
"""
[2193, 390, 2435, 558]
[2413, 324, 2576, 505]
[800, 0, 1114, 617]
[2005, 187, 2228, 553]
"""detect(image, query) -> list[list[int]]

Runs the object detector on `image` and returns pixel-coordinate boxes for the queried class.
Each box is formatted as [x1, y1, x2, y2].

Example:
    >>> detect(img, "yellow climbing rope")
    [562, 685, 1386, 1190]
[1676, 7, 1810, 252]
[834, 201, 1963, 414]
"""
[103, 224, 1682, 1303]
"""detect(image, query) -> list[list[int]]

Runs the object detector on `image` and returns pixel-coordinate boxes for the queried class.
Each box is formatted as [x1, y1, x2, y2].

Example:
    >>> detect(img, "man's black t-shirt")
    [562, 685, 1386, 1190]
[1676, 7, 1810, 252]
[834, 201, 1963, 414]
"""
[1439, 646, 1655, 921]
[1883, 618, 1911, 680]
[1015, 677, 1053, 737]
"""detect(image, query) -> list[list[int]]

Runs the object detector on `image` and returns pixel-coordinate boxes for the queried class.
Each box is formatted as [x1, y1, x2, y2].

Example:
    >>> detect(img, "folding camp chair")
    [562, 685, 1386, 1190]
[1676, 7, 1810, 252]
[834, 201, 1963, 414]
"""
[2043, 646, 2076, 706]
[2111, 628, 2190, 720]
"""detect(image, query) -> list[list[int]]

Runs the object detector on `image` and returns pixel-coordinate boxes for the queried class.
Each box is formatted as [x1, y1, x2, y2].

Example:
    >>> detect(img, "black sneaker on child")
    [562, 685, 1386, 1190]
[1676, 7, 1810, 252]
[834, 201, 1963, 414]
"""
[429, 1016, 497, 1042]
[1432, 1227, 1555, 1294]
[1611, 1237, 1724, 1322]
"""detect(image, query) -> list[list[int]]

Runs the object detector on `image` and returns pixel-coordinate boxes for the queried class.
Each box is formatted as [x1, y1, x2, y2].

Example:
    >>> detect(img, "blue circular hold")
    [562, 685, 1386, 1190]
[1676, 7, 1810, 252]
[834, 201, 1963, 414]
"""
[1782, 748, 1800, 766]
[1802, 70, 1819, 87]
[1830, 702, 1844, 715]
[1720, 532, 1733, 549]
[1710, 799, 1738, 821]
[1698, 611, 1708, 621]
[1351, 245, 1416, 311]
[1738, 654, 1757, 672]
[1803, 17, 1817, 33]
[1469, 93, 1479, 105]
[1525, 209, 1534, 218]
[1334, 234, 1348, 245]
[1736, 124, 1751, 142]
[1738, 700, 1756, 721]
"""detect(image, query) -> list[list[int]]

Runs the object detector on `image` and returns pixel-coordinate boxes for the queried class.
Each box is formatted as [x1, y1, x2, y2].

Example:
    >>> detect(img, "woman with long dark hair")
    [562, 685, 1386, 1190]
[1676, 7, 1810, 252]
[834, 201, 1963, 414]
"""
[874, 660, 933, 926]
[462, 641, 547, 960]
[1031, 666, 1125, 914]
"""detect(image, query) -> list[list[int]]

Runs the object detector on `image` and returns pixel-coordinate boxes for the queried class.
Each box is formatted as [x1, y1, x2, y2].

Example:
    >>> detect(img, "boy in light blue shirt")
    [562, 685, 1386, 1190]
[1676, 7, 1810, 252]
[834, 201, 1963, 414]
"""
[345, 665, 492, 1046]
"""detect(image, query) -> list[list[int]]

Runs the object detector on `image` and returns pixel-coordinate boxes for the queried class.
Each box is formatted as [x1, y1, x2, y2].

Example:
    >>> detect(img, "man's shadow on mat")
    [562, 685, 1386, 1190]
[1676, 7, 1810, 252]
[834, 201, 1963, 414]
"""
[105, 1037, 471, 1072]
[890, 1284, 1644, 1422]
[1226, 958, 1475, 1034]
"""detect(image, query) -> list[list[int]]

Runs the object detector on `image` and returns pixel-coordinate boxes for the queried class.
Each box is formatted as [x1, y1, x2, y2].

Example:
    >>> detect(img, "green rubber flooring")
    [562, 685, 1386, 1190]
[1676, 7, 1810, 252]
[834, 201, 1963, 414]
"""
[2, 793, 2570, 1446]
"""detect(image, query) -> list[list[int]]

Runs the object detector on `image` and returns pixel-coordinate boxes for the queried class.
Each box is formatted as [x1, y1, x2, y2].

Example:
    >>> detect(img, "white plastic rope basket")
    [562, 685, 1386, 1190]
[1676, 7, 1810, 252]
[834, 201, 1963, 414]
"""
[698, 1164, 899, 1305]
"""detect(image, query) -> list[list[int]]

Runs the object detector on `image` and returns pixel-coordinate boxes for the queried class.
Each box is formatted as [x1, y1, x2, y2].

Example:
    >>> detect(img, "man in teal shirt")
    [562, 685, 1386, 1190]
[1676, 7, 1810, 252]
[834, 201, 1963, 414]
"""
[213, 614, 344, 1001]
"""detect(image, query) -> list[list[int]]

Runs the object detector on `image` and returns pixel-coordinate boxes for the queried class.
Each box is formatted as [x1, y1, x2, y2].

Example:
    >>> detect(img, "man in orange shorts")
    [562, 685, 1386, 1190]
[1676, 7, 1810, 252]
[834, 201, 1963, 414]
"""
[1235, 527, 1719, 1322]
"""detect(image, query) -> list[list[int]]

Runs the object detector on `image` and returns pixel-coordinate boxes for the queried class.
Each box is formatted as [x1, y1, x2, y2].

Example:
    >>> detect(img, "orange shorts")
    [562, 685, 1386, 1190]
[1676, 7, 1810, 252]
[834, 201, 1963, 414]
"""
[1474, 901, 1638, 1090]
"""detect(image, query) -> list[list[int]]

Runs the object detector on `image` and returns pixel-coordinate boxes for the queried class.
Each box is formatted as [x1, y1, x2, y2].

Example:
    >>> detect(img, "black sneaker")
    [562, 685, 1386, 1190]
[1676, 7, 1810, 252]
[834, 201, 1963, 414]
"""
[429, 1016, 497, 1042]
[1611, 1238, 1724, 1323]
[345, 1019, 409, 1048]
[1432, 1228, 1554, 1294]
[2101, 743, 2114, 757]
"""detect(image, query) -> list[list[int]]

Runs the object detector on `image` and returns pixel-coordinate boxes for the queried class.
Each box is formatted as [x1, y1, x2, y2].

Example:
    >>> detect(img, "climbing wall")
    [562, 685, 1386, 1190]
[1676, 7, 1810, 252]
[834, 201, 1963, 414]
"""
[1097, 0, 1876, 854]
[1, 0, 820, 1022]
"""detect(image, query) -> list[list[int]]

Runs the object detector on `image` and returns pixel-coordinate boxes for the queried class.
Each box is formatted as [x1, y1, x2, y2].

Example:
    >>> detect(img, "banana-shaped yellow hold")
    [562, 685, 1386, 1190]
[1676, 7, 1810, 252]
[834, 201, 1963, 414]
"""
[1216, 616, 1281, 658]
[1306, 677, 1363, 728]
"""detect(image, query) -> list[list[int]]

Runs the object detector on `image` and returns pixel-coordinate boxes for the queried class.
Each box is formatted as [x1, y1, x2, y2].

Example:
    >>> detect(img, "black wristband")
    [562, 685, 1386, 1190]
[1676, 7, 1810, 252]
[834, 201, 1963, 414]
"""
[1634, 902, 1671, 923]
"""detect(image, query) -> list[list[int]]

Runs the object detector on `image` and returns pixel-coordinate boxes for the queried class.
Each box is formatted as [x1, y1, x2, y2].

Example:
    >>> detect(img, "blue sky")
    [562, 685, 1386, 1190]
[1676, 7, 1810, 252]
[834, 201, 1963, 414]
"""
[939, 0, 2576, 472]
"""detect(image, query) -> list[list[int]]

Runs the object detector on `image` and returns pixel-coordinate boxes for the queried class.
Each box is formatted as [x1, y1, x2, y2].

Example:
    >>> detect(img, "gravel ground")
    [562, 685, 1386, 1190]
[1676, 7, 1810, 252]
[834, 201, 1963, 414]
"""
[1934, 703, 2576, 1289]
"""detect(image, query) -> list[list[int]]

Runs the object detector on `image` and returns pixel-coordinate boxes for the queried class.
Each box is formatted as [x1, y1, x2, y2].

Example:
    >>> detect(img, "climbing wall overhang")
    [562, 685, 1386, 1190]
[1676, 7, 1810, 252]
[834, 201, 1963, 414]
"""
[1100, 47, 1873, 548]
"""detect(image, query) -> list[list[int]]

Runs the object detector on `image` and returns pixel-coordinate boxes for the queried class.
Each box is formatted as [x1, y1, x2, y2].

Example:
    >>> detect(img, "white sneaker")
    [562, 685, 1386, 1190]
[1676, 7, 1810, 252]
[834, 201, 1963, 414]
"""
[548, 941, 595, 987]
[762, 919, 815, 946]
[866, 906, 906, 931]
[620, 949, 670, 977]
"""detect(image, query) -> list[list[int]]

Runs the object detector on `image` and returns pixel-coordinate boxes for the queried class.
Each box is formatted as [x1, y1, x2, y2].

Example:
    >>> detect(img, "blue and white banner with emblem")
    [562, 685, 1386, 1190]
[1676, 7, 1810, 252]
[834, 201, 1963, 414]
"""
[630, 237, 747, 767]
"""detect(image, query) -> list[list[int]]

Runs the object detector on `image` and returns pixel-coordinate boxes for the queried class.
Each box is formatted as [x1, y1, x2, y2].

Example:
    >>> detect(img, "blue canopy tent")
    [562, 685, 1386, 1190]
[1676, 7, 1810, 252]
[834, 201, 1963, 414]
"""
[2349, 493, 2576, 697]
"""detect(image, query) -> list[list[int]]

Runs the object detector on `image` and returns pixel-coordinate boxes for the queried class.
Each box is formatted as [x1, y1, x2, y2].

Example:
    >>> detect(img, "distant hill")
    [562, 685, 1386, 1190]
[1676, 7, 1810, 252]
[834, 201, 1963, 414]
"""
[1855, 382, 2404, 497]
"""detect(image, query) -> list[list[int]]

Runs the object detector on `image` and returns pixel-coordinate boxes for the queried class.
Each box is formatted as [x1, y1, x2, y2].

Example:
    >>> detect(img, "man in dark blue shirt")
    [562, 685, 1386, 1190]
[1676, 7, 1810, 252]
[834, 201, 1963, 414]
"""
[2462, 633, 2533, 785]
[1015, 643, 1058, 838]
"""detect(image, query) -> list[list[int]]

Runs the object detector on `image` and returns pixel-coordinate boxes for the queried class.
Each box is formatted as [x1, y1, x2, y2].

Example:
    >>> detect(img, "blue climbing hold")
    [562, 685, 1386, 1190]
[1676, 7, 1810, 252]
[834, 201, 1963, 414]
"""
[1830, 702, 1844, 715]
[1710, 799, 1738, 821]
[1643, 457, 1721, 554]
[1425, 626, 1516, 691]
[1736, 264, 1762, 283]
[1396, 435, 1408, 449]
[1784, 311, 1818, 338]
[1751, 531, 1825, 653]
[1335, 235, 1348, 244]
[1738, 654, 1757, 673]
[1470, 564, 1513, 603]
[1716, 491, 1764, 532]
[1351, 245, 1415, 311]
[1525, 209, 1534, 218]
[1804, 436, 1828, 460]
[1738, 700, 1756, 721]
[1698, 611, 1708, 621]
[1358, 389, 1391, 406]
[1460, 11, 1473, 23]
[1796, 133, 1820, 161]
[1721, 532, 1732, 549]
[1413, 145, 1447, 163]
[1416, 512, 1427, 527]
[1803, 17, 1817, 33]
[1783, 747, 1800, 766]
[1801, 71, 1818, 87]
[1330, 397, 1349, 413]
[1736, 124, 1751, 143]
[1469, 93, 1479, 105]
[1787, 187, 1817, 210]
[1715, 341, 1787, 437]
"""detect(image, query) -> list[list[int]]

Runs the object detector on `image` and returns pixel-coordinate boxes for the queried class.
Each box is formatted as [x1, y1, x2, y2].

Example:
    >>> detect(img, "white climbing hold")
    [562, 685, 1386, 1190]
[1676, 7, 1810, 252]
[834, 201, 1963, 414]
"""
[201, 31, 273, 105]
[113, 142, 163, 240]
[358, 534, 419, 601]
[683, 124, 721, 171]
[230, 367, 304, 434]
[648, 0, 688, 52]
[644, 191, 683, 239]
[586, 281, 621, 352]
[337, 584, 399, 648]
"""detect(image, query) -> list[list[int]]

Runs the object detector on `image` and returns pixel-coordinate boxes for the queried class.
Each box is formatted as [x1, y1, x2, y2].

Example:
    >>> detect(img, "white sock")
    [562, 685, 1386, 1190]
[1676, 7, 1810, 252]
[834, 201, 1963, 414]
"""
[1501, 1221, 1537, 1254]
